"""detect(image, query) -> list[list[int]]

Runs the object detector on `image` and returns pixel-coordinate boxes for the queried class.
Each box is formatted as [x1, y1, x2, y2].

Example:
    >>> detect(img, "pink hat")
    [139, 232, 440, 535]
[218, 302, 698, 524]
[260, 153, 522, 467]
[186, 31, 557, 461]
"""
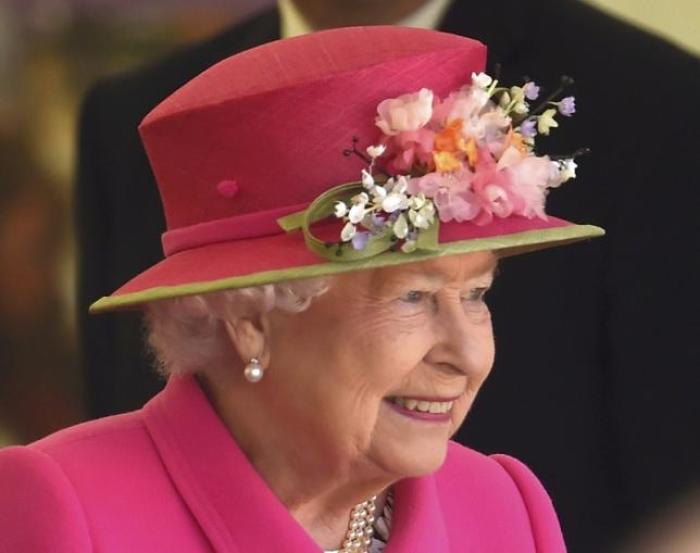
[90, 26, 604, 313]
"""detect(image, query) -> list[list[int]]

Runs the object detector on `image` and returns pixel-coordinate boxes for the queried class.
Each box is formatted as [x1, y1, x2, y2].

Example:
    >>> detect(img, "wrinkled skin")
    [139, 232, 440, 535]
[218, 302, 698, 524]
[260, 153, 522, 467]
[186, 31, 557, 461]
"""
[204, 250, 499, 548]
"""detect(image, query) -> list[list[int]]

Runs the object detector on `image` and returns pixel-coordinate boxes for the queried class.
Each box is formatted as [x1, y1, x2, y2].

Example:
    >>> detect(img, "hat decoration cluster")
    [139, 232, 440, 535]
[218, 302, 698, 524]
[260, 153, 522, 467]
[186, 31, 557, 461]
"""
[278, 72, 585, 261]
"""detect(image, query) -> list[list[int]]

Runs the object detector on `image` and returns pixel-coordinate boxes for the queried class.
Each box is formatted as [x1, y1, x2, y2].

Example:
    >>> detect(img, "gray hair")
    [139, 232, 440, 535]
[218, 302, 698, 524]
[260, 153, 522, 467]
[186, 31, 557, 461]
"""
[144, 277, 331, 376]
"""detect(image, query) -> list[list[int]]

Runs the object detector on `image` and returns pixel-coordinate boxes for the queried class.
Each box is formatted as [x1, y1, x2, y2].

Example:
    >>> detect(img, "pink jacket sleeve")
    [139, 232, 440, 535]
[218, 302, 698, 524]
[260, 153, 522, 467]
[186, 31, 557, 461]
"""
[492, 453, 567, 553]
[0, 446, 92, 552]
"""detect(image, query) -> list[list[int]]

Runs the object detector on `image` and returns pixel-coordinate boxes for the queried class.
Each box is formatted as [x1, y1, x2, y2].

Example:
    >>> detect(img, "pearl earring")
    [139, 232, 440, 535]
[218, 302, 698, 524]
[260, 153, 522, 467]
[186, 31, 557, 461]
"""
[244, 357, 264, 383]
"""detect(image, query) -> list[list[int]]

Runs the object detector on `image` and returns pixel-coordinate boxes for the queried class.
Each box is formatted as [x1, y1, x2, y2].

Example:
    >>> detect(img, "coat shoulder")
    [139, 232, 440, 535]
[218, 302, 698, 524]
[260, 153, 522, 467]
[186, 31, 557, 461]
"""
[437, 442, 567, 552]
[0, 445, 93, 551]
[0, 411, 204, 552]
[31, 409, 152, 466]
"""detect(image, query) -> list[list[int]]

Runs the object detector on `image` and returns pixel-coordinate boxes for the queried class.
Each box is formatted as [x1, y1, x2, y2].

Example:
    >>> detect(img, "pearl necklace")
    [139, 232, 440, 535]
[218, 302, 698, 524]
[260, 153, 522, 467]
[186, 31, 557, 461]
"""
[338, 495, 377, 553]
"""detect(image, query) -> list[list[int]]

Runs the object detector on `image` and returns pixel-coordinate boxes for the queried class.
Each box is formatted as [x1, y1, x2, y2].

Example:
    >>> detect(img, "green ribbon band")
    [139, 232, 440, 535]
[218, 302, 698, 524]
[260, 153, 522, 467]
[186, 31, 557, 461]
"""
[277, 181, 440, 262]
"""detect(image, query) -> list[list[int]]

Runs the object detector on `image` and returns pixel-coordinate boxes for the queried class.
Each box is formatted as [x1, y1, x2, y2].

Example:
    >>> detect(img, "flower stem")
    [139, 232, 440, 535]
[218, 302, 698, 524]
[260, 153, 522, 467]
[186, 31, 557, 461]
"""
[549, 147, 591, 160]
[530, 76, 575, 116]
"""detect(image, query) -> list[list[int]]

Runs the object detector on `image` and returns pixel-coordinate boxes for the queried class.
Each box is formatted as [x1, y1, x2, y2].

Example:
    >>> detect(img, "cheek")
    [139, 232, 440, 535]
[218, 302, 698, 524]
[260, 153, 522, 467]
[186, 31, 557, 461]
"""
[448, 317, 495, 419]
[343, 317, 433, 397]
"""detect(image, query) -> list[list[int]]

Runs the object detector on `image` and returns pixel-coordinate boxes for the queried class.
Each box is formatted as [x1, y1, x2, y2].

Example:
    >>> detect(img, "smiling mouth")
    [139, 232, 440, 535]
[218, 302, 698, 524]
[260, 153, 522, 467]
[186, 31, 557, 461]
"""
[384, 396, 457, 422]
[389, 397, 454, 414]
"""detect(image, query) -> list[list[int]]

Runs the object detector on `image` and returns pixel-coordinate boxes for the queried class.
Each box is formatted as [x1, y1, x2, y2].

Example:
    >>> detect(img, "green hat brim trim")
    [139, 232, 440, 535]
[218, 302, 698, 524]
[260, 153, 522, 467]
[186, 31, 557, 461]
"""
[89, 223, 604, 314]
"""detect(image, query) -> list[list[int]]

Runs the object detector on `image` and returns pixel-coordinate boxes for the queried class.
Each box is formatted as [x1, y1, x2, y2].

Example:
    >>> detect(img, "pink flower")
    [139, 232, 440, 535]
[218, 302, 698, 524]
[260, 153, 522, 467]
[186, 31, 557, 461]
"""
[381, 128, 435, 174]
[376, 88, 434, 136]
[470, 148, 520, 225]
[434, 188, 480, 222]
[408, 170, 479, 223]
[462, 108, 511, 154]
[431, 86, 490, 127]
[497, 146, 553, 219]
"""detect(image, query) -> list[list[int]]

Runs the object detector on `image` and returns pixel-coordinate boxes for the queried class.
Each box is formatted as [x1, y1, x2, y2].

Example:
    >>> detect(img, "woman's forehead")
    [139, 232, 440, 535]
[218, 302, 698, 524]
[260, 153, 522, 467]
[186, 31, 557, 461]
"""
[370, 251, 499, 287]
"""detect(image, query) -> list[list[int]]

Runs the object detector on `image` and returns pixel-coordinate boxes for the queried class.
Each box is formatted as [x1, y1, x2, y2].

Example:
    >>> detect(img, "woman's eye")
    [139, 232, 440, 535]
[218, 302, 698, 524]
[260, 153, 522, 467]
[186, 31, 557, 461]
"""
[463, 287, 489, 304]
[400, 290, 427, 304]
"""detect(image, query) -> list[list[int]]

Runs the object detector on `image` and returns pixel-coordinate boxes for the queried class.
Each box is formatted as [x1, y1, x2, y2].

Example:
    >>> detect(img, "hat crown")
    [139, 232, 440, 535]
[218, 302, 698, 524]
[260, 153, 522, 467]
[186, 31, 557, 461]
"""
[139, 26, 486, 239]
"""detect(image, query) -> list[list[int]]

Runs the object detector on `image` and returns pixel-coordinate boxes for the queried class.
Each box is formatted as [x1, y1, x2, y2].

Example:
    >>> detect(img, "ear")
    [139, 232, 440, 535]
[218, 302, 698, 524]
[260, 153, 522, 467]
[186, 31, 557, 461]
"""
[223, 314, 272, 369]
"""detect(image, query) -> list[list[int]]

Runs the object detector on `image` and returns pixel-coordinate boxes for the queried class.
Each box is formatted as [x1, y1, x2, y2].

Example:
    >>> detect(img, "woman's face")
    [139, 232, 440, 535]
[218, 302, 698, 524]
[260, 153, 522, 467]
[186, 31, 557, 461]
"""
[265, 251, 498, 479]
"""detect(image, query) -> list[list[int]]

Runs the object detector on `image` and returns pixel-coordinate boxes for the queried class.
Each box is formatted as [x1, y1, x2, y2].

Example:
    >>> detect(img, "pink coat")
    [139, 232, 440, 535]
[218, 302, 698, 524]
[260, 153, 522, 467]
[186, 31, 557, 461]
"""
[0, 375, 567, 552]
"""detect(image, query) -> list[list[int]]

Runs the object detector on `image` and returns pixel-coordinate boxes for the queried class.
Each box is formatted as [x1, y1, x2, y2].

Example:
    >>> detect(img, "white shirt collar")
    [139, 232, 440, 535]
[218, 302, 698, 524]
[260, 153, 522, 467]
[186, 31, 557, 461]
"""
[279, 0, 453, 39]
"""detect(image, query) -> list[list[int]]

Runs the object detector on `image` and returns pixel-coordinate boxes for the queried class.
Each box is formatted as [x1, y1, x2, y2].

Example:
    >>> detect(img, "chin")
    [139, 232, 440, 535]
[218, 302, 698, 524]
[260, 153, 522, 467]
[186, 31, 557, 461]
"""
[374, 435, 450, 479]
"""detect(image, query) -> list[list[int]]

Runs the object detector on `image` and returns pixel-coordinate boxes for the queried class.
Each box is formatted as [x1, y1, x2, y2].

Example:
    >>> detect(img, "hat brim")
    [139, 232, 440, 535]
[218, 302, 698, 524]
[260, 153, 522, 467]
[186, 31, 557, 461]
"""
[89, 215, 604, 314]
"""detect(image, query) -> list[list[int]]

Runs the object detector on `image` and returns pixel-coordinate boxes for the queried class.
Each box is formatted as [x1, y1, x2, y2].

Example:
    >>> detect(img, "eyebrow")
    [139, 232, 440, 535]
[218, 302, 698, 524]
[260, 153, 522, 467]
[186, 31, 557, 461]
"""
[390, 256, 501, 286]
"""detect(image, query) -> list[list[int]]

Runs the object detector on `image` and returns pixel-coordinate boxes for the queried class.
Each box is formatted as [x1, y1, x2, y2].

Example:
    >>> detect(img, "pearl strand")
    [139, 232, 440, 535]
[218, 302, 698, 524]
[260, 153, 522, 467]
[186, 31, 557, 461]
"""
[340, 495, 377, 553]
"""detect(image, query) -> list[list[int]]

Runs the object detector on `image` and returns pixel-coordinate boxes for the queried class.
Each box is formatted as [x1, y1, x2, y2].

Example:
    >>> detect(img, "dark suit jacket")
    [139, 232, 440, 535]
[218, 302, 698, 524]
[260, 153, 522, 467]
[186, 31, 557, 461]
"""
[75, 2, 700, 552]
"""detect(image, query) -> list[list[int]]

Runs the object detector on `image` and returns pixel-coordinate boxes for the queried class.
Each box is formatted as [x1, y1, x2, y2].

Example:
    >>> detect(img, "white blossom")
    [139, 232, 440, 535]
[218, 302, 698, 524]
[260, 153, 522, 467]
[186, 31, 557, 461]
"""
[421, 201, 436, 221]
[341, 221, 357, 242]
[560, 159, 577, 182]
[334, 201, 348, 218]
[393, 175, 409, 195]
[408, 193, 426, 210]
[408, 209, 430, 229]
[371, 185, 387, 201]
[471, 72, 493, 89]
[351, 192, 369, 205]
[361, 169, 375, 189]
[348, 203, 366, 224]
[393, 213, 409, 239]
[382, 194, 404, 213]
[366, 144, 387, 159]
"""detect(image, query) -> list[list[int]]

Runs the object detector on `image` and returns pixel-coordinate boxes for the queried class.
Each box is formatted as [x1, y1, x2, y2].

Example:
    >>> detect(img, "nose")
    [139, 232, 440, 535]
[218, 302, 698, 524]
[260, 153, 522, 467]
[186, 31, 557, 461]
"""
[425, 292, 495, 379]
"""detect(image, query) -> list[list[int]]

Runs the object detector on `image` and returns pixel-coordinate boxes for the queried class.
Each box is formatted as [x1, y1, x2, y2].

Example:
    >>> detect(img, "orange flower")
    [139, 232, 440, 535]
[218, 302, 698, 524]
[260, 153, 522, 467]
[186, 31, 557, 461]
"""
[433, 119, 478, 172]
[433, 151, 462, 173]
[505, 128, 528, 154]
[434, 119, 467, 153]
[464, 138, 478, 169]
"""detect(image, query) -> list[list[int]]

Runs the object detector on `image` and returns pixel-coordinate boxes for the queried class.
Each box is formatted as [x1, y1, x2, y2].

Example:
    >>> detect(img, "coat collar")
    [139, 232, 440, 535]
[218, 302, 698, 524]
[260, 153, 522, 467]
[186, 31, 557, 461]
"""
[142, 375, 450, 553]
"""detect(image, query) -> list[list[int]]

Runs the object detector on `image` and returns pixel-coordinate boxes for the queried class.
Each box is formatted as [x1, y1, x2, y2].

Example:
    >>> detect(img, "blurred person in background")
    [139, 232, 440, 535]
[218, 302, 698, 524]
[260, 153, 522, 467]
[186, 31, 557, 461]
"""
[75, 1, 700, 552]
[0, 140, 84, 444]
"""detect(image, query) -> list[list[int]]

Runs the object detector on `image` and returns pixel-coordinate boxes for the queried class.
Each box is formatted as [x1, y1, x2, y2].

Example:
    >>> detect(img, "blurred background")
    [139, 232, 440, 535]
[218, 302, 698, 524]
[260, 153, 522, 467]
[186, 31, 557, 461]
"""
[0, 0, 268, 445]
[0, 0, 698, 550]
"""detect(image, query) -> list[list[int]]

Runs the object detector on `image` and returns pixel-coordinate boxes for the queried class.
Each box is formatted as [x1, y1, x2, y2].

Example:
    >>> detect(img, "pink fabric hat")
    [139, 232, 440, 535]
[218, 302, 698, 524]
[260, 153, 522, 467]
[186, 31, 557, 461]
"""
[90, 26, 604, 314]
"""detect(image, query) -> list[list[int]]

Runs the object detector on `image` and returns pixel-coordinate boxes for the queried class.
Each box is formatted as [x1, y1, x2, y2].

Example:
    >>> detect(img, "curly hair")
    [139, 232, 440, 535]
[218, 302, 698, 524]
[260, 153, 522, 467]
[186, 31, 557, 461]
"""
[143, 277, 331, 376]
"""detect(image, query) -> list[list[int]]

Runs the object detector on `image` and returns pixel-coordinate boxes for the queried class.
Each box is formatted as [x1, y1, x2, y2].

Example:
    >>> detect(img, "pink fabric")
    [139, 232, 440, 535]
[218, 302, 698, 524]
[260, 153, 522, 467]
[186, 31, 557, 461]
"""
[113, 213, 571, 297]
[161, 202, 308, 257]
[0, 376, 567, 552]
[141, 28, 486, 231]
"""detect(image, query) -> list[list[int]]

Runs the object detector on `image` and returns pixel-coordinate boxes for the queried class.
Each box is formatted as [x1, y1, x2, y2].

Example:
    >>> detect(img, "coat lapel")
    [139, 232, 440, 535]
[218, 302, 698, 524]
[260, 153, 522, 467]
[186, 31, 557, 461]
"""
[142, 375, 322, 552]
[387, 476, 451, 553]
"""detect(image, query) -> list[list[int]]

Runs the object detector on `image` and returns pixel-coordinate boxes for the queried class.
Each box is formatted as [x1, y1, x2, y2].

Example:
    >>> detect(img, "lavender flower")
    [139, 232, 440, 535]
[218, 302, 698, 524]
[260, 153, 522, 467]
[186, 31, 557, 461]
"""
[520, 118, 538, 138]
[370, 214, 387, 233]
[558, 96, 576, 116]
[351, 231, 371, 251]
[523, 81, 540, 101]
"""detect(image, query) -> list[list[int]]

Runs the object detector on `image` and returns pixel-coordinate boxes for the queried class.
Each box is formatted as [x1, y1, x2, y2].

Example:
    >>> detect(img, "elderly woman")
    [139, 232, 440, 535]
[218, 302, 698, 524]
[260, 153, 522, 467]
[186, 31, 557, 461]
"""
[0, 27, 602, 552]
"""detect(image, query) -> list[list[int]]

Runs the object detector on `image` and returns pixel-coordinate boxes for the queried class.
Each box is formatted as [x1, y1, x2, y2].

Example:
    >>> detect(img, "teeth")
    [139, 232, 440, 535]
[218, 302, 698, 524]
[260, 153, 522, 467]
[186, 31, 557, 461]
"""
[392, 397, 454, 414]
